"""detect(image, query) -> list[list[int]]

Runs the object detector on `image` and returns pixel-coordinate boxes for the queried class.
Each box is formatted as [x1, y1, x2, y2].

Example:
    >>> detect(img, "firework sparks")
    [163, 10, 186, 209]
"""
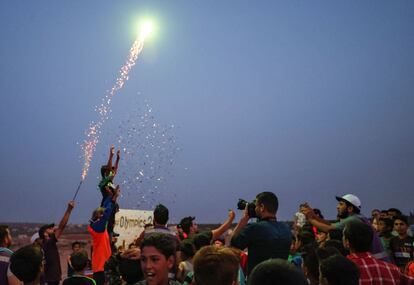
[80, 39, 145, 181]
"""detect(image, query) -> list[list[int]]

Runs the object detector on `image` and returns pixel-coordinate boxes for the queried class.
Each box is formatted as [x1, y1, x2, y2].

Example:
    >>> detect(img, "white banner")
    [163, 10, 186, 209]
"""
[113, 208, 153, 248]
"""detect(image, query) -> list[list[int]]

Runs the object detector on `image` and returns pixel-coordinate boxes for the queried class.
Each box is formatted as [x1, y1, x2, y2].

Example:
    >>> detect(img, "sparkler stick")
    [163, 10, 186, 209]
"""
[73, 180, 83, 200]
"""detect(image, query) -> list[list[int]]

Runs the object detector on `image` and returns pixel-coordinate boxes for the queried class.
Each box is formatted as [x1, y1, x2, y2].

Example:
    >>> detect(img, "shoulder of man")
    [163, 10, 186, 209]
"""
[51, 232, 58, 241]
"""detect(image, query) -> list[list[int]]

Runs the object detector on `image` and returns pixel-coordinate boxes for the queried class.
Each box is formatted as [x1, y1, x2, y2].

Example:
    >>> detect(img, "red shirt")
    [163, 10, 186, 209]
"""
[348, 252, 401, 285]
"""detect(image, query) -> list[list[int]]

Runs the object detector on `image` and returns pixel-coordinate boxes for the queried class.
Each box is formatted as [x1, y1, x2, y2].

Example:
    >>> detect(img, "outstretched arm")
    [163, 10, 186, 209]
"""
[230, 206, 250, 241]
[211, 210, 236, 240]
[106, 145, 115, 170]
[55, 200, 75, 239]
[302, 204, 335, 233]
[113, 150, 120, 176]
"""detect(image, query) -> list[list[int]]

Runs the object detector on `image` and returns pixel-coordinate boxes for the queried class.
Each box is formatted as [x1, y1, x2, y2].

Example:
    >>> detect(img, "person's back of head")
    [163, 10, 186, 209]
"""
[153, 204, 169, 225]
[180, 239, 195, 260]
[256, 191, 278, 214]
[313, 208, 324, 219]
[316, 246, 342, 261]
[323, 240, 349, 256]
[319, 255, 359, 285]
[90, 207, 105, 222]
[193, 245, 240, 285]
[302, 246, 320, 284]
[328, 229, 343, 241]
[119, 258, 143, 284]
[10, 245, 43, 284]
[0, 225, 11, 247]
[387, 208, 402, 218]
[193, 232, 212, 251]
[343, 221, 373, 253]
[297, 229, 316, 251]
[70, 251, 89, 272]
[248, 258, 308, 285]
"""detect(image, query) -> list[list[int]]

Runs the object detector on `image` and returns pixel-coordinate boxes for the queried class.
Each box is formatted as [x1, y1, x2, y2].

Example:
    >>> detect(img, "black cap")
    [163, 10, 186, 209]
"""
[179, 216, 195, 234]
[38, 224, 55, 239]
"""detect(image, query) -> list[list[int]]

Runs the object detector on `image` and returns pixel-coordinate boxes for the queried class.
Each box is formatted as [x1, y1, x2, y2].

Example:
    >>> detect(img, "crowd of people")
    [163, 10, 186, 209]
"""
[1, 146, 414, 285]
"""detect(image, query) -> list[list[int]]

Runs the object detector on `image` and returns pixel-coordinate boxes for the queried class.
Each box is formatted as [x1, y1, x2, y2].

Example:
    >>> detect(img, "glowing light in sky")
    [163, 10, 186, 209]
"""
[139, 21, 153, 41]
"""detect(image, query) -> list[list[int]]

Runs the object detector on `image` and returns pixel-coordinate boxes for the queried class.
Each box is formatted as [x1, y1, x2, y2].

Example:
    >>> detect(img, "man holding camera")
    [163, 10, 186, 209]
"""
[230, 191, 292, 276]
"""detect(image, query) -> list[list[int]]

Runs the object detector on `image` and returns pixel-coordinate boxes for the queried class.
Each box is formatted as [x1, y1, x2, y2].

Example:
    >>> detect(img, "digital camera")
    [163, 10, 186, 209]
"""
[237, 199, 257, 218]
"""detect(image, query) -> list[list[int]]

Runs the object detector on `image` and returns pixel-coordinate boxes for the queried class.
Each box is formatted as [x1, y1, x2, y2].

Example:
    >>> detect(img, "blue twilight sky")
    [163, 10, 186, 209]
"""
[1, 1, 413, 224]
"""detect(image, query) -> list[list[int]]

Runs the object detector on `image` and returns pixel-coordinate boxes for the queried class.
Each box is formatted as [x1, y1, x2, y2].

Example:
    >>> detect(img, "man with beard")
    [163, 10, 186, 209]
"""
[230, 191, 292, 276]
[302, 194, 387, 261]
[39, 201, 75, 285]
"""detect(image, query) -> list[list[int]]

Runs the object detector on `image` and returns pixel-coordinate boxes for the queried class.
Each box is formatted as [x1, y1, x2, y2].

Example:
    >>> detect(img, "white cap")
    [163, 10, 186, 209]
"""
[30, 233, 40, 243]
[336, 194, 361, 209]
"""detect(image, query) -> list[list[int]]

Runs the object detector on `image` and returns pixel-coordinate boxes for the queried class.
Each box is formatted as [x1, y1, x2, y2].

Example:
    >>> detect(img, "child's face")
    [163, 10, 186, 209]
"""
[377, 220, 389, 234]
[73, 244, 81, 253]
[141, 246, 174, 285]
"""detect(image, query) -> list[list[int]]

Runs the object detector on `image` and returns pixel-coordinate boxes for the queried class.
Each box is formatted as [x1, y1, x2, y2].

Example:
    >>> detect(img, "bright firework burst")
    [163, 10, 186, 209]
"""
[79, 35, 146, 183]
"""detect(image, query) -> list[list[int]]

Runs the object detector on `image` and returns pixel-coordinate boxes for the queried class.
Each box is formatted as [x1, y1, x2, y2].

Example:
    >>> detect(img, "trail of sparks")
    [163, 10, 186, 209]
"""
[81, 39, 144, 180]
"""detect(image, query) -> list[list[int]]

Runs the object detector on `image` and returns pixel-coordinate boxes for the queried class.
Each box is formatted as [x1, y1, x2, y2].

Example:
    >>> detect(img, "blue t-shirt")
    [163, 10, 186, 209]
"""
[231, 219, 292, 275]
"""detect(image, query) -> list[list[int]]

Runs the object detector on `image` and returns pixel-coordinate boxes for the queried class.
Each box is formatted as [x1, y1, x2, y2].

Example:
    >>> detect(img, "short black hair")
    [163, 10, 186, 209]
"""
[328, 229, 343, 241]
[313, 208, 324, 219]
[320, 255, 359, 285]
[10, 245, 43, 283]
[154, 204, 169, 225]
[119, 258, 143, 284]
[71, 241, 81, 249]
[393, 215, 408, 226]
[140, 233, 176, 259]
[0, 225, 10, 246]
[193, 232, 212, 251]
[323, 240, 349, 256]
[387, 208, 402, 216]
[256, 192, 279, 214]
[180, 239, 195, 259]
[343, 221, 373, 252]
[70, 251, 89, 271]
[297, 230, 316, 251]
[316, 246, 341, 261]
[248, 259, 308, 285]
[100, 165, 111, 178]
[302, 245, 319, 281]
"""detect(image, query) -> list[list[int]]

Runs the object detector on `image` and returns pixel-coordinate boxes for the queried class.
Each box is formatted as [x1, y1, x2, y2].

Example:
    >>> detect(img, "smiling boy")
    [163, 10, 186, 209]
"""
[137, 233, 181, 285]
